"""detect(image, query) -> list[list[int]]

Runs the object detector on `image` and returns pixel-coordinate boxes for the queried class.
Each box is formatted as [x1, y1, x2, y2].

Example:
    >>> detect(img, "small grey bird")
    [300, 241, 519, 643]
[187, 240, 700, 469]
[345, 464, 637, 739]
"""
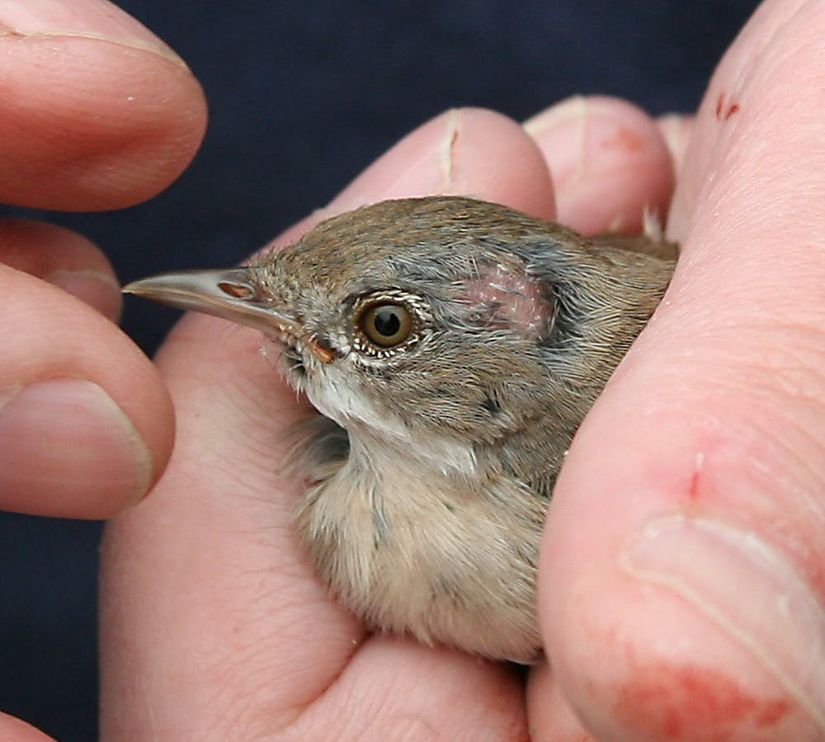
[125, 196, 675, 662]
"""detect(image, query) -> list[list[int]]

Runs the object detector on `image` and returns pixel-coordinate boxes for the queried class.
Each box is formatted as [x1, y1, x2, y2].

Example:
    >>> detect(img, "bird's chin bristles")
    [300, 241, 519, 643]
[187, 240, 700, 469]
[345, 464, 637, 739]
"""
[257, 336, 307, 396]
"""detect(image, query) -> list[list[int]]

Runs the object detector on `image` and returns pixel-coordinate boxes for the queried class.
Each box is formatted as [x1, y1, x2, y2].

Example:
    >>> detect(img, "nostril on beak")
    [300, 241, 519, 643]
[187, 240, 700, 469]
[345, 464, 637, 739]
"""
[218, 281, 255, 299]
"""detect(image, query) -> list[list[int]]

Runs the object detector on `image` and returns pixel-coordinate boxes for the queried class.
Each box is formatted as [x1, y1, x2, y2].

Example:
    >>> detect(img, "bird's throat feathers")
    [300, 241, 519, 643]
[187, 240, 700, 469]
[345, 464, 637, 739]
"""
[303, 364, 479, 479]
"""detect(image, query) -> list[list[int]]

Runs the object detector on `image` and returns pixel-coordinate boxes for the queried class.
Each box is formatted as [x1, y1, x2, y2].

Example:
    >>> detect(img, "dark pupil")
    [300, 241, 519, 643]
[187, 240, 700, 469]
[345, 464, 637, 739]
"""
[373, 307, 401, 337]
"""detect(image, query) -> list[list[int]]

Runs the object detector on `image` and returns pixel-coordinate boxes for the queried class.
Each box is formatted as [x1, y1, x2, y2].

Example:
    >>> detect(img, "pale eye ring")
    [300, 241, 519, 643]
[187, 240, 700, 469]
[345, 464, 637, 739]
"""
[358, 303, 412, 347]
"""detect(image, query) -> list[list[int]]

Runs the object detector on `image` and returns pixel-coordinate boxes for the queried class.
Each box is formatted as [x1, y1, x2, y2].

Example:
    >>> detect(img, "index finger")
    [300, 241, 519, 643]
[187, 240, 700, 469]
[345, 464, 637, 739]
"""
[0, 0, 206, 211]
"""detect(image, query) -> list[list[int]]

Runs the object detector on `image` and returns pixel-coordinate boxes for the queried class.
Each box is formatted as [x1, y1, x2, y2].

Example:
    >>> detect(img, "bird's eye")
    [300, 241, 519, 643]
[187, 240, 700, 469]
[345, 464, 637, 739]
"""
[359, 303, 412, 347]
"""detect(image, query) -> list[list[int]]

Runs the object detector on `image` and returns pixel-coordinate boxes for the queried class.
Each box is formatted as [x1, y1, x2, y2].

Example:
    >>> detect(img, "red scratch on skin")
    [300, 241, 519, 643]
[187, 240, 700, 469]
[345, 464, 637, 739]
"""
[724, 103, 740, 120]
[602, 127, 644, 153]
[615, 664, 791, 739]
[715, 93, 740, 121]
[715, 93, 725, 119]
[686, 452, 704, 503]
[688, 470, 701, 501]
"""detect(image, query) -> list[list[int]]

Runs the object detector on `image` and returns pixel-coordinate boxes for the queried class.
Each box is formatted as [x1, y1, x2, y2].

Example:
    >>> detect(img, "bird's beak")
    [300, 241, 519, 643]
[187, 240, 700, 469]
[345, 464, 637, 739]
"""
[123, 267, 298, 336]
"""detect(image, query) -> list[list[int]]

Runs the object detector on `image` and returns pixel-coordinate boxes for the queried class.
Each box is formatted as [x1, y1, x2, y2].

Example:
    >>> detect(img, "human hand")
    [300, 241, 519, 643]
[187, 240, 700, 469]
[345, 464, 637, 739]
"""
[0, 0, 205, 738]
[100, 0, 824, 738]
[528, 0, 824, 738]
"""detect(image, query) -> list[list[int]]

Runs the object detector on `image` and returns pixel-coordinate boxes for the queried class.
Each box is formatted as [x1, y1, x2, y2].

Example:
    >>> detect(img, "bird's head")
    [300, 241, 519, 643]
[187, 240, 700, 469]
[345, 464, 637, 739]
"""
[126, 197, 671, 475]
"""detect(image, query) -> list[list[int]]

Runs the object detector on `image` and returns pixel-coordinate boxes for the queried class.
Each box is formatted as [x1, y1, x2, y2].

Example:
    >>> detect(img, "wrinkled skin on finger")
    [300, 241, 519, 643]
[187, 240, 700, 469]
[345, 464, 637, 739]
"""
[0, 0, 206, 736]
[0, 0, 205, 210]
[0, 0, 205, 520]
[534, 0, 825, 739]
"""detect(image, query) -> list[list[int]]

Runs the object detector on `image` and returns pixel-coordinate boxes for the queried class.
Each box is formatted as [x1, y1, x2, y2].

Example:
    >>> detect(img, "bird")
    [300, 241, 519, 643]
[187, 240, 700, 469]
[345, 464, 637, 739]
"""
[124, 195, 676, 663]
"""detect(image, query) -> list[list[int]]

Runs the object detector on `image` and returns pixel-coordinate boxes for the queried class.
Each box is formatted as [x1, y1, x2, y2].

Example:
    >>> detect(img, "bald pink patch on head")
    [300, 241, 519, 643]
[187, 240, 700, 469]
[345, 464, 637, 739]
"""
[462, 264, 556, 340]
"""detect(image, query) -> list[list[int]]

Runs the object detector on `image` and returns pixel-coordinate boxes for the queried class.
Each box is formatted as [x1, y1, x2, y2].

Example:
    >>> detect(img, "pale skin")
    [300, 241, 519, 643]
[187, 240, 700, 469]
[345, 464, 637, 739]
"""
[0, 0, 822, 739]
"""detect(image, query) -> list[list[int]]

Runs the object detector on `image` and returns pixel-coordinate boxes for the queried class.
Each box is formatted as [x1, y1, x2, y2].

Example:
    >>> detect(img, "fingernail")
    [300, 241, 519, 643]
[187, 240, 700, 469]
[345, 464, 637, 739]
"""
[0, 379, 153, 517]
[46, 269, 122, 321]
[524, 94, 589, 138]
[0, 0, 187, 67]
[524, 95, 670, 232]
[524, 95, 591, 195]
[329, 107, 554, 220]
[621, 516, 825, 731]
[526, 95, 650, 191]
[656, 113, 693, 179]
[328, 108, 469, 213]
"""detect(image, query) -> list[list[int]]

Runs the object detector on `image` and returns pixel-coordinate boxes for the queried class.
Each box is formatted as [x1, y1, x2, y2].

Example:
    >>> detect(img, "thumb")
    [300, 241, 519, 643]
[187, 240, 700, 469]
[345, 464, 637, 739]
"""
[0, 221, 173, 518]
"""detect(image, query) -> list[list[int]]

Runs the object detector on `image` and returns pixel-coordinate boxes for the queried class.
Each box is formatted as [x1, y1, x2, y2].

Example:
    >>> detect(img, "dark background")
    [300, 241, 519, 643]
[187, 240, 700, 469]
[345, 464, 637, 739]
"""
[0, 1, 760, 739]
